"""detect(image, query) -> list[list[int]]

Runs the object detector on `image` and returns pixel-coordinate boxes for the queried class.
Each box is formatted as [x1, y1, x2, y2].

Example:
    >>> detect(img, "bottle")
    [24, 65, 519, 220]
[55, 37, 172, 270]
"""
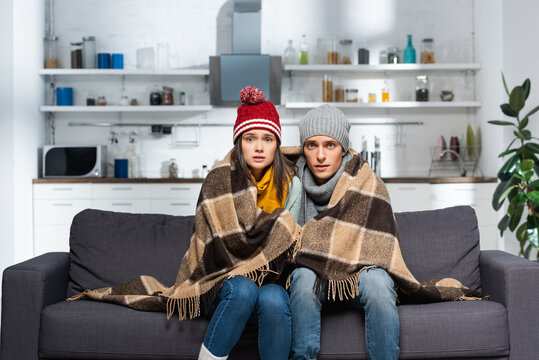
[169, 158, 179, 178]
[201, 165, 209, 178]
[179, 91, 186, 105]
[361, 136, 369, 163]
[381, 86, 389, 102]
[404, 34, 416, 64]
[357, 39, 369, 64]
[124, 143, 135, 178]
[299, 34, 309, 65]
[283, 39, 297, 65]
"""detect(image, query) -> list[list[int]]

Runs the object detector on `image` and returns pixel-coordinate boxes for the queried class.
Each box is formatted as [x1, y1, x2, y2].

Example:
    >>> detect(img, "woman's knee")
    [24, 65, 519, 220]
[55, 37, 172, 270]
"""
[220, 276, 259, 304]
[259, 284, 289, 309]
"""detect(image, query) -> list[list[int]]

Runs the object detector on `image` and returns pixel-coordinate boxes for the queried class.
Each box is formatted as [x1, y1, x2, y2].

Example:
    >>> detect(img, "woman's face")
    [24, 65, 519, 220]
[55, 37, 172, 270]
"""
[241, 129, 278, 180]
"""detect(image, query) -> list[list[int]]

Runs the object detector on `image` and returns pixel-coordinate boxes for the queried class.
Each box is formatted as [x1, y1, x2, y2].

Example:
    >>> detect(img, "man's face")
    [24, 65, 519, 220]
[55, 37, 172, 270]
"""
[303, 135, 345, 185]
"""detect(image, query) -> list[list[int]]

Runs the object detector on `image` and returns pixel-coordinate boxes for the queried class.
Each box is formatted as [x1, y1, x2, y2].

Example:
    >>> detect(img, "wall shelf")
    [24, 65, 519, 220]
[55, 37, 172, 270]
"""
[39, 68, 210, 76]
[284, 101, 481, 109]
[284, 63, 480, 73]
[40, 105, 213, 113]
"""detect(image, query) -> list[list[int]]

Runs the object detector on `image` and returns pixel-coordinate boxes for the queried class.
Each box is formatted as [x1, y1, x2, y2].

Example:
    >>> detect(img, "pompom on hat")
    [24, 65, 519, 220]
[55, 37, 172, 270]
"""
[233, 86, 281, 143]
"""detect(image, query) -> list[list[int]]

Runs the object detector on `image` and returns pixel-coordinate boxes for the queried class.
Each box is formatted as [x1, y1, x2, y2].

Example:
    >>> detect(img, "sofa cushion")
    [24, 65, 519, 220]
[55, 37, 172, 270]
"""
[318, 301, 509, 359]
[67, 209, 195, 297]
[395, 206, 481, 291]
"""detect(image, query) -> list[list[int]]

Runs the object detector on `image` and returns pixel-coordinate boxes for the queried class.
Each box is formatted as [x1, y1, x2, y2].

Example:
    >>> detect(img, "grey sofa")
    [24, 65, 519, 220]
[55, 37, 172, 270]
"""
[2, 206, 539, 359]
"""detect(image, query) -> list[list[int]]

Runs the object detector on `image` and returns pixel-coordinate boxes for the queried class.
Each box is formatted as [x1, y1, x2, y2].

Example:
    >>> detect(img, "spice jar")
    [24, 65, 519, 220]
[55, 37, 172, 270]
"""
[381, 87, 389, 102]
[421, 38, 435, 64]
[179, 91, 186, 105]
[326, 35, 338, 64]
[357, 39, 369, 64]
[346, 89, 359, 102]
[322, 74, 333, 102]
[150, 87, 162, 105]
[415, 75, 429, 101]
[82, 36, 96, 68]
[162, 86, 174, 105]
[338, 39, 352, 64]
[379, 50, 388, 64]
[86, 93, 96, 106]
[368, 92, 377, 103]
[44, 36, 59, 68]
[97, 96, 107, 106]
[335, 87, 345, 102]
[70, 42, 83, 69]
[387, 47, 399, 64]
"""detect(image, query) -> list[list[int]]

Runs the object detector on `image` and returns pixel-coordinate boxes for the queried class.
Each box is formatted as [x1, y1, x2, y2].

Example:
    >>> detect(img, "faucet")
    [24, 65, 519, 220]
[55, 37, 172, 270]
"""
[440, 149, 466, 176]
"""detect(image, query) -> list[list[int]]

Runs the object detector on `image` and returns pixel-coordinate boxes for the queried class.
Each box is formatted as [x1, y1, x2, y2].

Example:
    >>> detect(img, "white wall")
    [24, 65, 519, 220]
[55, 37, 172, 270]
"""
[0, 0, 15, 299]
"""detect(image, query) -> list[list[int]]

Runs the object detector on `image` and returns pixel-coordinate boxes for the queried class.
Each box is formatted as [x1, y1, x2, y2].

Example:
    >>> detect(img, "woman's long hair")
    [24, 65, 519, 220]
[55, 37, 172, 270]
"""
[232, 138, 295, 203]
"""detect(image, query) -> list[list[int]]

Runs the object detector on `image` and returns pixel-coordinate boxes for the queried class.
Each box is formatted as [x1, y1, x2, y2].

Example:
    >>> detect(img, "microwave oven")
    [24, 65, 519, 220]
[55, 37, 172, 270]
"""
[43, 145, 107, 178]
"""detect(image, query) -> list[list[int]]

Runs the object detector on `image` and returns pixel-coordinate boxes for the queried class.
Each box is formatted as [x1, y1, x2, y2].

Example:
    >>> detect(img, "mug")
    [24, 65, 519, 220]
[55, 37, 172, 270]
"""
[56, 87, 73, 106]
[111, 53, 124, 69]
[114, 159, 128, 178]
[98, 53, 111, 69]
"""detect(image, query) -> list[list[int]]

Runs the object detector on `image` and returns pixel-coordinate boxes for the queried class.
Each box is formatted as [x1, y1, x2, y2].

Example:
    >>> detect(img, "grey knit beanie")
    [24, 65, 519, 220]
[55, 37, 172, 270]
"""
[299, 104, 351, 152]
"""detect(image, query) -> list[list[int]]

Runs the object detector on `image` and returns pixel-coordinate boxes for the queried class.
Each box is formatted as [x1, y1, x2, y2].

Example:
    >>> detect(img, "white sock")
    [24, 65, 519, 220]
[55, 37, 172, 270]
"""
[198, 343, 228, 360]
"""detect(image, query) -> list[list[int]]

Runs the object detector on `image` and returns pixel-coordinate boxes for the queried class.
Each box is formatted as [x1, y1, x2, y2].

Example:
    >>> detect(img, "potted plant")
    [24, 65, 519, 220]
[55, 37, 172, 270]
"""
[489, 75, 539, 260]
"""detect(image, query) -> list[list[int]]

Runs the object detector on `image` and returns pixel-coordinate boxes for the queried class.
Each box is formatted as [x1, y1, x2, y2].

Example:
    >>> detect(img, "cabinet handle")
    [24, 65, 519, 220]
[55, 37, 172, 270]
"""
[171, 202, 191, 206]
[52, 203, 73, 206]
[170, 187, 191, 191]
[111, 202, 132, 206]
[397, 187, 417, 191]
[455, 188, 476, 192]
[52, 187, 74, 191]
[111, 187, 133, 191]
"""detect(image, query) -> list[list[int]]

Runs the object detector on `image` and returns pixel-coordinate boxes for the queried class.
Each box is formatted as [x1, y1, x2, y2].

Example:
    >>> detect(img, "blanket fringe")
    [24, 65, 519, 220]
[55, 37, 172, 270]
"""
[328, 271, 362, 301]
[166, 295, 201, 321]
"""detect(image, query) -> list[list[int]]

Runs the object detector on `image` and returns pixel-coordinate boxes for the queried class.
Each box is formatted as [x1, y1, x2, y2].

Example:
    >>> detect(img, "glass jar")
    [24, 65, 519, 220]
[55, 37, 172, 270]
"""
[150, 87, 162, 105]
[70, 42, 83, 68]
[326, 35, 338, 64]
[322, 74, 333, 102]
[387, 47, 399, 64]
[357, 39, 369, 64]
[96, 96, 107, 106]
[379, 50, 388, 64]
[381, 87, 389, 102]
[82, 36, 96, 68]
[44, 36, 59, 68]
[416, 75, 429, 101]
[86, 92, 96, 106]
[120, 95, 130, 106]
[334, 87, 345, 102]
[421, 38, 435, 64]
[368, 92, 377, 103]
[179, 91, 186, 105]
[346, 89, 358, 102]
[162, 86, 174, 105]
[169, 159, 179, 178]
[339, 39, 352, 64]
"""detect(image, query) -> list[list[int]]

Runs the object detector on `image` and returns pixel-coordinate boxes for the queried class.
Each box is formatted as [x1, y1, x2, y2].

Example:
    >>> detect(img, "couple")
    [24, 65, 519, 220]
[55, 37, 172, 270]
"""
[198, 86, 399, 360]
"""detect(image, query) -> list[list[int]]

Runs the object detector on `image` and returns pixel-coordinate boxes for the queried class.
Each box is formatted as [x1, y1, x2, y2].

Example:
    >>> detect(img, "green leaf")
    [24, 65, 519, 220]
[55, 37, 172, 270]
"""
[524, 243, 533, 259]
[514, 130, 531, 140]
[522, 159, 534, 171]
[526, 215, 539, 249]
[517, 222, 528, 242]
[509, 204, 524, 231]
[524, 143, 539, 154]
[522, 78, 531, 100]
[502, 73, 510, 96]
[498, 148, 519, 158]
[517, 191, 528, 204]
[528, 179, 539, 188]
[505, 138, 518, 153]
[509, 86, 526, 113]
[501, 103, 517, 117]
[523, 170, 534, 182]
[523, 105, 539, 120]
[498, 153, 520, 181]
[527, 191, 539, 205]
[498, 214, 510, 236]
[499, 184, 519, 204]
[519, 116, 529, 130]
[493, 180, 514, 210]
[488, 120, 516, 126]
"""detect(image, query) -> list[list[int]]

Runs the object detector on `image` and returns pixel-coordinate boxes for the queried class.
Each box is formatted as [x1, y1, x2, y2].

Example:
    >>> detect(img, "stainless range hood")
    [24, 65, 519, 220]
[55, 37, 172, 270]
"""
[210, 0, 282, 106]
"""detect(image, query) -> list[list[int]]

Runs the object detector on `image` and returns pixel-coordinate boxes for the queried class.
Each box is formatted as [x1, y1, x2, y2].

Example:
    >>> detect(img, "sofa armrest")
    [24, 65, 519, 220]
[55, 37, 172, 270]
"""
[480, 250, 539, 360]
[1, 252, 70, 360]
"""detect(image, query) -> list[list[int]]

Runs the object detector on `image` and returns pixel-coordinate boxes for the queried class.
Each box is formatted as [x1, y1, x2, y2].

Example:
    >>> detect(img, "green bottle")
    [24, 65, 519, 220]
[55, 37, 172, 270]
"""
[299, 34, 309, 65]
[404, 34, 416, 64]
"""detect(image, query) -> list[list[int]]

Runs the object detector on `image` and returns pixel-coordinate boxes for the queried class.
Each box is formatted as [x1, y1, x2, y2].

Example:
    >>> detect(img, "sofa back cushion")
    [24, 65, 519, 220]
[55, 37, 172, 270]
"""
[395, 205, 481, 291]
[67, 209, 194, 297]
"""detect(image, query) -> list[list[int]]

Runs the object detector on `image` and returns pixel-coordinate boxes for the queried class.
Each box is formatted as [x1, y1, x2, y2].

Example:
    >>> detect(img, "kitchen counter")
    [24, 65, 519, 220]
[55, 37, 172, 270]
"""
[33, 177, 497, 184]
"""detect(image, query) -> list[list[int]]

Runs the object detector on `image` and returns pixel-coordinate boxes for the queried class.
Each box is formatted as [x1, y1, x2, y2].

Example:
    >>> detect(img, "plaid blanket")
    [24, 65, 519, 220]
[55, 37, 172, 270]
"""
[69, 150, 301, 320]
[292, 148, 483, 303]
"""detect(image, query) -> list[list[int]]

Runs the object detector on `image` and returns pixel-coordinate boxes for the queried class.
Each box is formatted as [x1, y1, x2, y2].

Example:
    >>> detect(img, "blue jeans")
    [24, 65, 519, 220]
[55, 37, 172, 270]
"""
[203, 276, 291, 360]
[289, 267, 399, 360]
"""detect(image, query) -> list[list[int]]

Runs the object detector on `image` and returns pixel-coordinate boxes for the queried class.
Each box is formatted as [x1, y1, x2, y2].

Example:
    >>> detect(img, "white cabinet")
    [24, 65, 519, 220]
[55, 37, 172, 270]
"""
[33, 182, 202, 255]
[386, 183, 430, 212]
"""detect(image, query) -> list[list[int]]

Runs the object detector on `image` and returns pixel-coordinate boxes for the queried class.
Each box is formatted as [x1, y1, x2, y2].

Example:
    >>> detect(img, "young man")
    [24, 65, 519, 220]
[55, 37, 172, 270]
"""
[289, 104, 400, 360]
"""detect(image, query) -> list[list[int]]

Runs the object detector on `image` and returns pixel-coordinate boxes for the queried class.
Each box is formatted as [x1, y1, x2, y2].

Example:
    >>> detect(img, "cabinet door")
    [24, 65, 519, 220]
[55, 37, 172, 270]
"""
[385, 183, 430, 212]
[92, 199, 152, 213]
[151, 199, 198, 216]
[34, 183, 92, 199]
[151, 183, 202, 199]
[34, 224, 71, 256]
[34, 199, 93, 225]
[92, 184, 153, 199]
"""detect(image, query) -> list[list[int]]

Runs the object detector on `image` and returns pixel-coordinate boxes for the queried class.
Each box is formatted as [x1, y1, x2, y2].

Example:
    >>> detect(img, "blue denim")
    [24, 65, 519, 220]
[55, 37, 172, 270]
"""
[289, 267, 399, 360]
[203, 276, 291, 360]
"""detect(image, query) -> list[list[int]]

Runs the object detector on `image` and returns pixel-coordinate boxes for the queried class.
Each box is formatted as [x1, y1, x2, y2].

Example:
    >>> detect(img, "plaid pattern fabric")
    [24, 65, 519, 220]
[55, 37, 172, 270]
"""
[293, 149, 483, 303]
[69, 150, 301, 320]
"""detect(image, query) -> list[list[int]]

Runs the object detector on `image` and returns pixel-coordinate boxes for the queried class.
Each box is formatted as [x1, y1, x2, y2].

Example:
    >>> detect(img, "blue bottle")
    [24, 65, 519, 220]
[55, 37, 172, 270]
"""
[404, 34, 416, 64]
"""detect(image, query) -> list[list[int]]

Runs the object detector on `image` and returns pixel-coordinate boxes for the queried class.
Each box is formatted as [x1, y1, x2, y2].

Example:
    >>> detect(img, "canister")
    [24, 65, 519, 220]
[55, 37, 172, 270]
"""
[82, 36, 96, 68]
[44, 36, 59, 68]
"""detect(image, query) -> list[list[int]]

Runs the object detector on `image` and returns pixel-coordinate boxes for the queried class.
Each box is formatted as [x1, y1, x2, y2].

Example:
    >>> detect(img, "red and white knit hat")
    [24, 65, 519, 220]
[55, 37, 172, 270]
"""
[233, 86, 281, 143]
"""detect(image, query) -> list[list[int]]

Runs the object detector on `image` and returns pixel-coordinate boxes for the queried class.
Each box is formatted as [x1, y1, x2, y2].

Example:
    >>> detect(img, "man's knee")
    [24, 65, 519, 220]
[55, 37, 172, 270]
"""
[359, 268, 396, 301]
[290, 267, 318, 298]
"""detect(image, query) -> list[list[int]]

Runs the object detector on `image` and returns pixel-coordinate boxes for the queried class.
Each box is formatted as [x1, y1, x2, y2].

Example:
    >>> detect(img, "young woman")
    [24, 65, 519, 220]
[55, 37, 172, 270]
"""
[198, 86, 301, 360]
